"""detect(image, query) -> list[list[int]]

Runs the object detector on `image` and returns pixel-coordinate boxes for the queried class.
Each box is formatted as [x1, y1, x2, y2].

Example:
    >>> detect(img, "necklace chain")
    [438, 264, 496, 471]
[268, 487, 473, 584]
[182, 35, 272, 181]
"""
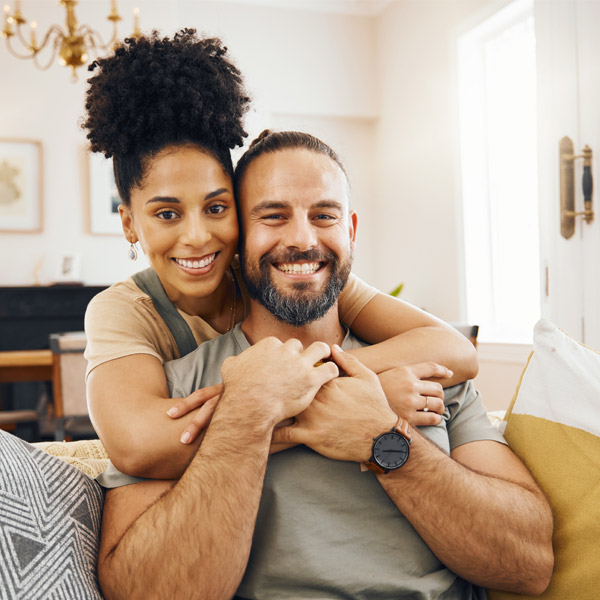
[228, 271, 237, 332]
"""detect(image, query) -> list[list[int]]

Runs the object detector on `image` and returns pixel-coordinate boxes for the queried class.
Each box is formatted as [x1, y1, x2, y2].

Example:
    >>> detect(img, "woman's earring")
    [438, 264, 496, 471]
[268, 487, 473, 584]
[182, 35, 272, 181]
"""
[128, 243, 138, 261]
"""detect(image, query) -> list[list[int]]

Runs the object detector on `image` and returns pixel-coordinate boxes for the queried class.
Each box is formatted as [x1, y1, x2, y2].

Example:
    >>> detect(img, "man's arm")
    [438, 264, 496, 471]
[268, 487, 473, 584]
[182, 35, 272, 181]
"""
[98, 338, 338, 600]
[274, 346, 553, 595]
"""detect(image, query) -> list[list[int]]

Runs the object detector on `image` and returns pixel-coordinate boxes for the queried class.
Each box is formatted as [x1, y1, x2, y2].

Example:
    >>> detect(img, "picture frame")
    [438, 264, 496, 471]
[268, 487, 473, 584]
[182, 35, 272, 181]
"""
[0, 139, 43, 233]
[88, 152, 123, 235]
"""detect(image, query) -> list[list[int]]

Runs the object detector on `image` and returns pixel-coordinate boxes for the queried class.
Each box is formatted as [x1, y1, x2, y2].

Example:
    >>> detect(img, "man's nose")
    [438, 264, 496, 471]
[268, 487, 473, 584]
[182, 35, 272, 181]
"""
[282, 218, 317, 251]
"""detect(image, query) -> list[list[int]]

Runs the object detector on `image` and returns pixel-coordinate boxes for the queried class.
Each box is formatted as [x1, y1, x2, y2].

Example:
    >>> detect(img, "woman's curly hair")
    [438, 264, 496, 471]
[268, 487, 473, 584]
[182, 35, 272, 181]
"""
[83, 29, 250, 204]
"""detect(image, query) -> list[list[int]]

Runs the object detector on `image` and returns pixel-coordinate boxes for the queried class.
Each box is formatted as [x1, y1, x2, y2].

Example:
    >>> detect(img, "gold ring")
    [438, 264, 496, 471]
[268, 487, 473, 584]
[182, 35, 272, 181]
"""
[423, 396, 429, 412]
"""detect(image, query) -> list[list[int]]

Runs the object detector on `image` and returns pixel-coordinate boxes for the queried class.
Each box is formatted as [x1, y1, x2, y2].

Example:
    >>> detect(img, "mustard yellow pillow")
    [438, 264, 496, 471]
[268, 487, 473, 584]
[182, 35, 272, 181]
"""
[488, 320, 600, 599]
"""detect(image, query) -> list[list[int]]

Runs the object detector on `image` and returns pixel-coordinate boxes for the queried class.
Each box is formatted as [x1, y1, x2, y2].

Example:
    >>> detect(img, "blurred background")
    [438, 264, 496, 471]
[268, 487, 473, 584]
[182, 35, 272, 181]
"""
[1, 0, 598, 412]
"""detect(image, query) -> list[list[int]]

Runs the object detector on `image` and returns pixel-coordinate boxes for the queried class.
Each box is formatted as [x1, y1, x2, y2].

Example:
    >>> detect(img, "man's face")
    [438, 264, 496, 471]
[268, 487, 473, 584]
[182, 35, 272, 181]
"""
[239, 148, 357, 326]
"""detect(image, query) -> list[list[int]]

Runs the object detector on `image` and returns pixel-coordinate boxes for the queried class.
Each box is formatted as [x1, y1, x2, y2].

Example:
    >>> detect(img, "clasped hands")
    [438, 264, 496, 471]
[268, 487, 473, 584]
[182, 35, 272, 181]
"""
[167, 339, 452, 461]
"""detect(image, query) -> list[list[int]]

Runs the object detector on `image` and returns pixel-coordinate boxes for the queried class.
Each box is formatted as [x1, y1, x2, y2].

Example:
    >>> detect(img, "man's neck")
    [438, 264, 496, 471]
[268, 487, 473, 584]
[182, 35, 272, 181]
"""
[241, 302, 346, 348]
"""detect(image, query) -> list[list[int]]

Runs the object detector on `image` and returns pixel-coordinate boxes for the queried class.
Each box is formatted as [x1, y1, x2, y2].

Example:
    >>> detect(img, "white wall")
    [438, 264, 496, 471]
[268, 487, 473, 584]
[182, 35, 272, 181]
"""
[373, 0, 490, 320]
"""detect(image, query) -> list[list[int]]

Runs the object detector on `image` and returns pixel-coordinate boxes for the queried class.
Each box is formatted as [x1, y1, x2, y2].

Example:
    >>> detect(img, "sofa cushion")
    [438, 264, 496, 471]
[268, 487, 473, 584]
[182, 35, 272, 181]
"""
[0, 429, 104, 599]
[488, 319, 600, 599]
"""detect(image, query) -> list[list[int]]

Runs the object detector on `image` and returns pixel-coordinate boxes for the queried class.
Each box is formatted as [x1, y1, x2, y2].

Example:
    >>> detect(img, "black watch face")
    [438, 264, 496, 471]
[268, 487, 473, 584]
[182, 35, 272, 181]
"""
[373, 432, 410, 470]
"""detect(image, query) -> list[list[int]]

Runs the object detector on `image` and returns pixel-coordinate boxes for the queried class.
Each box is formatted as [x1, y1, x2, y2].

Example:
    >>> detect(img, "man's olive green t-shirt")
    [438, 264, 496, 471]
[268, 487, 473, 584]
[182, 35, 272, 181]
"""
[161, 325, 504, 600]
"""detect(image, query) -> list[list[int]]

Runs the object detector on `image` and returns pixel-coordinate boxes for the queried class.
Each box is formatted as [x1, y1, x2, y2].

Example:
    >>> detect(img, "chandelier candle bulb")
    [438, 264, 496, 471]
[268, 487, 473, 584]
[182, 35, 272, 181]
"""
[29, 20, 36, 48]
[133, 7, 139, 34]
[2, 4, 12, 35]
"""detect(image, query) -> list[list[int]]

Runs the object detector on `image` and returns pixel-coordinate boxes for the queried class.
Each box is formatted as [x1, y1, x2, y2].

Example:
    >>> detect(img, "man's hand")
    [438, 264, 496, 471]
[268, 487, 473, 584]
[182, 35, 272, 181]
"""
[378, 363, 452, 427]
[221, 337, 339, 426]
[273, 345, 397, 462]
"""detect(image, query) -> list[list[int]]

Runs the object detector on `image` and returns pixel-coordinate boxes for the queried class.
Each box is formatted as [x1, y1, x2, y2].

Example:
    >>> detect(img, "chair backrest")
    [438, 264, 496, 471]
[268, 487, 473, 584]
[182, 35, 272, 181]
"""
[449, 323, 479, 348]
[50, 332, 88, 418]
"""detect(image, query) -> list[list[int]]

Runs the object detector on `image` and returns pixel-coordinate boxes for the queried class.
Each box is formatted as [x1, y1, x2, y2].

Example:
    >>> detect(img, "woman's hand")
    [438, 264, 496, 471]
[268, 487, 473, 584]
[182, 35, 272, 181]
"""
[378, 362, 452, 426]
[167, 384, 223, 444]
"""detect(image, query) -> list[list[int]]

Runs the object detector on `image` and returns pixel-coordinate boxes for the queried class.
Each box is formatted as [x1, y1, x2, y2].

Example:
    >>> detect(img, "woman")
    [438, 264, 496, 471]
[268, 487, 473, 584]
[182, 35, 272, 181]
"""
[83, 30, 477, 480]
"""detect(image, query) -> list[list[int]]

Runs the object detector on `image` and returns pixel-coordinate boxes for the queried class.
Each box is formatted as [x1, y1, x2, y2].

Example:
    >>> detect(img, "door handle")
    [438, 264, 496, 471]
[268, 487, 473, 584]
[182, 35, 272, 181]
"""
[560, 137, 594, 239]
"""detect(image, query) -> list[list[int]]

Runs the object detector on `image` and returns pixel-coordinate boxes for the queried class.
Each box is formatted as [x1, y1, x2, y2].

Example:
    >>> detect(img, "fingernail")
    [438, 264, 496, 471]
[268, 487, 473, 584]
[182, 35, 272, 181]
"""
[180, 432, 191, 444]
[333, 344, 343, 352]
[167, 407, 178, 417]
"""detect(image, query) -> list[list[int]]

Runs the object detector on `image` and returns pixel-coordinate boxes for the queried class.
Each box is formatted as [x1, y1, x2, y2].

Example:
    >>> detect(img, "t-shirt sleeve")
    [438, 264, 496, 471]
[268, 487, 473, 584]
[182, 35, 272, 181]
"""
[84, 286, 175, 379]
[337, 273, 379, 327]
[444, 381, 507, 451]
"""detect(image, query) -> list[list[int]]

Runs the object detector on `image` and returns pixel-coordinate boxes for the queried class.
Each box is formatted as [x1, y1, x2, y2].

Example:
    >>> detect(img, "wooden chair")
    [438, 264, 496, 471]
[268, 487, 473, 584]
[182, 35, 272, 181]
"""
[50, 332, 96, 441]
[0, 349, 52, 438]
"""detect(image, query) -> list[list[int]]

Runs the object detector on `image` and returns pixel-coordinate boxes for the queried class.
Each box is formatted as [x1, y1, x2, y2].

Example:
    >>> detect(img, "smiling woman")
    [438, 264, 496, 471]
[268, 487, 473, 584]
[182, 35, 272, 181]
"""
[81, 29, 478, 484]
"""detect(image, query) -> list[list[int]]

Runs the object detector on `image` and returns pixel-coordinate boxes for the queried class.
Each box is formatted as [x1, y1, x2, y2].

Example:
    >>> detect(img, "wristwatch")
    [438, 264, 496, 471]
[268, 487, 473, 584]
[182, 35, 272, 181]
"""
[364, 417, 412, 474]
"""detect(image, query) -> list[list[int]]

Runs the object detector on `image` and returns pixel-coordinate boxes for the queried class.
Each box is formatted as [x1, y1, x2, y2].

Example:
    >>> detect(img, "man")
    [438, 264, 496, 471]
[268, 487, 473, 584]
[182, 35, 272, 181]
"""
[98, 131, 553, 600]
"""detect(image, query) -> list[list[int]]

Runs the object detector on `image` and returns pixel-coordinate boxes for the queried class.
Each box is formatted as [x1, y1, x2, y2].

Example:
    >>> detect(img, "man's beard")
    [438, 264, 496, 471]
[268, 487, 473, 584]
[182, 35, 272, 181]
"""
[241, 247, 352, 327]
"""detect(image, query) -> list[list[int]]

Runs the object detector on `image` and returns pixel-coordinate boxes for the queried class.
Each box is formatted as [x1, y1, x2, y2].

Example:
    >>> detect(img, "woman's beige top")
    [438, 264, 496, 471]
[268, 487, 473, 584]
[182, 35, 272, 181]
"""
[84, 265, 378, 378]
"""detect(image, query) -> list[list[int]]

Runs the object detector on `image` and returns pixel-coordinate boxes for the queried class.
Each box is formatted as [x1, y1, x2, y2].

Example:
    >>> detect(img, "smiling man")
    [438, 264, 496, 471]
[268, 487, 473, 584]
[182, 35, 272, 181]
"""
[97, 131, 553, 600]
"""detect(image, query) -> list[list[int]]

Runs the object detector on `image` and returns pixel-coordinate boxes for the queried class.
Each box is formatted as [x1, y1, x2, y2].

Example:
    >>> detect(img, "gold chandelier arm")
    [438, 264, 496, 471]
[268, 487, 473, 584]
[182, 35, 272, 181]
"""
[80, 26, 108, 53]
[10, 20, 62, 56]
[32, 33, 61, 70]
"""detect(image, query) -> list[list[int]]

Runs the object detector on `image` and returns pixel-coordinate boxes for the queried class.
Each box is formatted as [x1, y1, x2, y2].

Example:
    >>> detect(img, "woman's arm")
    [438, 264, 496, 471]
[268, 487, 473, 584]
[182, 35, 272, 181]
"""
[346, 291, 478, 386]
[87, 354, 215, 479]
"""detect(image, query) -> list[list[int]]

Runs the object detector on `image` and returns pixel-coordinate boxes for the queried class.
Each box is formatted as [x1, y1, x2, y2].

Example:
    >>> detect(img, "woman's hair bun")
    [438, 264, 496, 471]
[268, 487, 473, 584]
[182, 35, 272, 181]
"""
[83, 29, 250, 159]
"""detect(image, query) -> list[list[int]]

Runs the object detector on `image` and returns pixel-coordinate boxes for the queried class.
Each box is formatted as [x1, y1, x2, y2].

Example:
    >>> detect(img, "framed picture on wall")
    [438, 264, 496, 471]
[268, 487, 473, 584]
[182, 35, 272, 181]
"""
[88, 152, 122, 235]
[0, 139, 43, 233]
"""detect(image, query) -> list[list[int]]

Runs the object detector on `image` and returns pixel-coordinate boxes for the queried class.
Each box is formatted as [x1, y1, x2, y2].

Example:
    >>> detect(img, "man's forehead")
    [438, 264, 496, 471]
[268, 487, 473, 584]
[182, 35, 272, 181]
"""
[240, 148, 348, 205]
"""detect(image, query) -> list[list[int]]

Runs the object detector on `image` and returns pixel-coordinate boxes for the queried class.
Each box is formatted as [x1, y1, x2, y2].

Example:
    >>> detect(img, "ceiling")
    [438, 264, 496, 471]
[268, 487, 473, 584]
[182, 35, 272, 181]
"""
[219, 0, 396, 17]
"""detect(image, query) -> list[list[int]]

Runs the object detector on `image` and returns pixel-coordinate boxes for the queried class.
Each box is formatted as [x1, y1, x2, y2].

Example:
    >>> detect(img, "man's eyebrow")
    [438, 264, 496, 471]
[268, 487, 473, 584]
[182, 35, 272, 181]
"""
[313, 200, 344, 211]
[145, 188, 231, 205]
[250, 200, 291, 216]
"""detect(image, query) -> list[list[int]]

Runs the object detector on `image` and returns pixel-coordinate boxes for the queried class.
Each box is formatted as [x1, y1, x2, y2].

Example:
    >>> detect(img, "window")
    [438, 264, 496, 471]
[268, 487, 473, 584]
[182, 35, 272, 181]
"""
[458, 0, 539, 343]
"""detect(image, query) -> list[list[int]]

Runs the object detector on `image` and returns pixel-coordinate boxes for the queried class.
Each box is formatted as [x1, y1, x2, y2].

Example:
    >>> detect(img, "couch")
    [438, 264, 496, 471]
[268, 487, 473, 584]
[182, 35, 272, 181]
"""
[1, 319, 598, 599]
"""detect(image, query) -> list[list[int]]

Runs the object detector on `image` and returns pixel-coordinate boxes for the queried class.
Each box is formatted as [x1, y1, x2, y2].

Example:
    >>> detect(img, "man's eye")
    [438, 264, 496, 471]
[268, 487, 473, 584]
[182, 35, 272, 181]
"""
[207, 204, 227, 215]
[157, 209, 178, 220]
[262, 214, 284, 220]
[314, 214, 336, 221]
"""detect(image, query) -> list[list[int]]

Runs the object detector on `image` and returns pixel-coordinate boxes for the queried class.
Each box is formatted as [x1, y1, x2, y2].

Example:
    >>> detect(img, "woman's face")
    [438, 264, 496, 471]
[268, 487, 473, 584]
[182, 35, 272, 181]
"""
[121, 145, 238, 311]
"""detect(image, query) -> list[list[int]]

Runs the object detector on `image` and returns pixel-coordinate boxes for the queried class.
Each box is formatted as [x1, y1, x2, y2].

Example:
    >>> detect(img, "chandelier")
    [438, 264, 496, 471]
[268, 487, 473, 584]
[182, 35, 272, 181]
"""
[1, 0, 141, 80]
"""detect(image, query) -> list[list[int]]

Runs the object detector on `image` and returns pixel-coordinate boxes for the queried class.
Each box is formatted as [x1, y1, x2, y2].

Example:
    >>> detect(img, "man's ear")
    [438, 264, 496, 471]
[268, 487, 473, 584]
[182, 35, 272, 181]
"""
[119, 204, 138, 244]
[348, 210, 358, 249]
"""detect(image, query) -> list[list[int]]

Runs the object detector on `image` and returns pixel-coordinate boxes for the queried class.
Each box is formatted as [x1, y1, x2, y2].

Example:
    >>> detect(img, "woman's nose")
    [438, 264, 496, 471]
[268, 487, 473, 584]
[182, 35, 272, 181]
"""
[180, 214, 211, 247]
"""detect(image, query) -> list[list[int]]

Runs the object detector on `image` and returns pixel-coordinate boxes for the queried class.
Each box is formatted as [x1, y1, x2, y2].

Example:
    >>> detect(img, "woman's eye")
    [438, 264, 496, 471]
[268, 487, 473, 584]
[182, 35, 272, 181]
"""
[156, 209, 178, 221]
[207, 204, 227, 215]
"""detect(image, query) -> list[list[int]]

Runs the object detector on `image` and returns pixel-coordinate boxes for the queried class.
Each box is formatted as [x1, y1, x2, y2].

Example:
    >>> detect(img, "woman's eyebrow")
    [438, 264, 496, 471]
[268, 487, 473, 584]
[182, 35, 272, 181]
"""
[205, 188, 231, 201]
[144, 188, 231, 205]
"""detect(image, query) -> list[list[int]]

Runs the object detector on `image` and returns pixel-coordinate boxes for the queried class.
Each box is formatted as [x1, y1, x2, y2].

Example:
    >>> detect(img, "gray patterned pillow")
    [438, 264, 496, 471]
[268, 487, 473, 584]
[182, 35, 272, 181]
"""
[0, 429, 104, 599]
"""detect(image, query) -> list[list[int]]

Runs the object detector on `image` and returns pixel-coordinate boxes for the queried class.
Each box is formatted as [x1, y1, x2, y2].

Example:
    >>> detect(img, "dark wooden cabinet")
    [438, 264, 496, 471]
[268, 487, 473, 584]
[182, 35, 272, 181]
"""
[0, 285, 107, 351]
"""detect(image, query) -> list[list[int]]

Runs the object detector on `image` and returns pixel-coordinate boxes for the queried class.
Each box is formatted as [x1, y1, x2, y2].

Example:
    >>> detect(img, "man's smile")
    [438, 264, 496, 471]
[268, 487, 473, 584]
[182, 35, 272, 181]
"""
[275, 261, 325, 275]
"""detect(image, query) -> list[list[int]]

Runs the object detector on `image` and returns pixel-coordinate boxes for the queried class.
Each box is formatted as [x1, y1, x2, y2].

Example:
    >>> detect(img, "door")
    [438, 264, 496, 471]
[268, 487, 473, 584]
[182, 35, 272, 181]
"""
[535, 0, 600, 347]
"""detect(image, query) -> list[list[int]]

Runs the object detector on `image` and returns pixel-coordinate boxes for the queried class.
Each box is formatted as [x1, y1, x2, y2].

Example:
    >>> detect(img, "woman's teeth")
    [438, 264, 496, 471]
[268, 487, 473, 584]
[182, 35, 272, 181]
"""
[277, 262, 321, 274]
[175, 254, 216, 269]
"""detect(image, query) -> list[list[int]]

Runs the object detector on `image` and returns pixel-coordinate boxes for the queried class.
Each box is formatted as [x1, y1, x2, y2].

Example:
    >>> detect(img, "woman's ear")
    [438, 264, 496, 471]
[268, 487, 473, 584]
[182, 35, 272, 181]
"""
[119, 204, 137, 243]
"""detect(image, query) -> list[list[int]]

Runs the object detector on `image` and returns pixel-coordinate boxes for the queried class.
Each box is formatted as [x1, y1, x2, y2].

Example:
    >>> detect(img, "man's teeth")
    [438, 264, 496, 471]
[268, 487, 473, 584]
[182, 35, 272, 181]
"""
[277, 262, 321, 274]
[176, 254, 216, 269]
